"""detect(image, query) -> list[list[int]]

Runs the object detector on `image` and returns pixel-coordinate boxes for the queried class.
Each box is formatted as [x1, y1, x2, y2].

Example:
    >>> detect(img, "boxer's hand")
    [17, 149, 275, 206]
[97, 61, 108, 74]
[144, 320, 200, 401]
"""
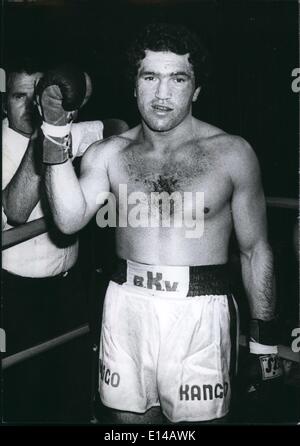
[36, 65, 87, 164]
[246, 352, 283, 396]
[243, 318, 284, 412]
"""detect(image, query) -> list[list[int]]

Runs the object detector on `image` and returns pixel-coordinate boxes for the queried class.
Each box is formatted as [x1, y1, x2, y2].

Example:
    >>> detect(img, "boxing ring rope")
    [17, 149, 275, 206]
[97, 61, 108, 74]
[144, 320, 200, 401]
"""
[2, 326, 297, 370]
[1, 196, 299, 369]
[2, 217, 47, 250]
[266, 197, 298, 210]
[2, 324, 90, 370]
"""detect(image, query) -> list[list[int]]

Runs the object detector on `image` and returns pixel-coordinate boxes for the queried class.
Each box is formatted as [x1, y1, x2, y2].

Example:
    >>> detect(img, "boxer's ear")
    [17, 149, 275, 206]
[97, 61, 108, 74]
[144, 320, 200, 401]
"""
[2, 92, 7, 117]
[192, 86, 201, 102]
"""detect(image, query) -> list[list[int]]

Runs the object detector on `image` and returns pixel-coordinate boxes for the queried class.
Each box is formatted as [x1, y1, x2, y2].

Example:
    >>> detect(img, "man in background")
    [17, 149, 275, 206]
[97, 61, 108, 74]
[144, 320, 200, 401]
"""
[1, 59, 128, 421]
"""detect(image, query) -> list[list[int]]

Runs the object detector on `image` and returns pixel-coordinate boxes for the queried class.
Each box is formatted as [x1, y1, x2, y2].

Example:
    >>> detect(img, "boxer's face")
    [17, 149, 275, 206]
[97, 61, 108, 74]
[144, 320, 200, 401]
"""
[6, 72, 42, 136]
[135, 50, 200, 132]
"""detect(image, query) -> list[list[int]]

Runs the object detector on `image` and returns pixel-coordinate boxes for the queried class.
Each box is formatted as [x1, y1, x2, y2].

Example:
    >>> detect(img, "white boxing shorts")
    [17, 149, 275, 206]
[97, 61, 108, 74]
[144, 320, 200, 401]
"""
[98, 259, 239, 423]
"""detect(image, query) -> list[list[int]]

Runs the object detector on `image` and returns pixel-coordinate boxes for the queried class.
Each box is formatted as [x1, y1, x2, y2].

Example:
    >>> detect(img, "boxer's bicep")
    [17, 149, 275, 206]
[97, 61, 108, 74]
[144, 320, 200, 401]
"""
[230, 140, 268, 254]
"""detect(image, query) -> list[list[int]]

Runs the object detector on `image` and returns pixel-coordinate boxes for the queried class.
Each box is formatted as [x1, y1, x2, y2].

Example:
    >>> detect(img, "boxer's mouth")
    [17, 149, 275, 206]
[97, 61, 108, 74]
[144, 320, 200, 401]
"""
[152, 104, 173, 112]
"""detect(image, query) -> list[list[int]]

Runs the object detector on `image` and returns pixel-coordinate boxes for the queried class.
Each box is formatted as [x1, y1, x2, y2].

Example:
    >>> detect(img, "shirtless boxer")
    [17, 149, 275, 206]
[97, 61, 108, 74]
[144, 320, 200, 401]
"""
[38, 23, 282, 424]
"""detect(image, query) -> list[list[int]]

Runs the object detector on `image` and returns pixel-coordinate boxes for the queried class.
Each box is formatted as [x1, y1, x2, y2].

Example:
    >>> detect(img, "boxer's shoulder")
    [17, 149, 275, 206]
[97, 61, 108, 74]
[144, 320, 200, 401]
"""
[193, 118, 249, 149]
[80, 130, 136, 170]
[197, 121, 255, 164]
[218, 133, 260, 185]
[192, 119, 259, 182]
[225, 134, 258, 170]
[193, 118, 226, 141]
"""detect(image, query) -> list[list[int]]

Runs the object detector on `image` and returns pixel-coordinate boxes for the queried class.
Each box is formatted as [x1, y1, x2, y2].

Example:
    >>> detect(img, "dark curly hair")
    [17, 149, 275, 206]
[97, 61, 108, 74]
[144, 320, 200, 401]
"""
[126, 23, 211, 89]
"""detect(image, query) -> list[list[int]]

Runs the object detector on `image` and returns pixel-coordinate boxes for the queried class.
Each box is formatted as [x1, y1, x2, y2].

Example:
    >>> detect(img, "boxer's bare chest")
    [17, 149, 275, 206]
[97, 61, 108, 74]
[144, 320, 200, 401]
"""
[109, 139, 232, 218]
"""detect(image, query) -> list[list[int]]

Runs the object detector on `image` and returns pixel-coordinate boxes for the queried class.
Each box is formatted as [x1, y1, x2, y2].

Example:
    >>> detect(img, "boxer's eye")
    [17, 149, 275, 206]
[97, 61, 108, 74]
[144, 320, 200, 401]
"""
[144, 76, 155, 81]
[173, 77, 186, 83]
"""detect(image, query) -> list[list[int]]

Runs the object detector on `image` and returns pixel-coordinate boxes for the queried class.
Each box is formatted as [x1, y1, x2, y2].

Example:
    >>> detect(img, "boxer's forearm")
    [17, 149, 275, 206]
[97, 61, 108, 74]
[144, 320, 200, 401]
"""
[38, 65, 105, 234]
[45, 161, 87, 234]
[240, 240, 276, 321]
[3, 139, 40, 225]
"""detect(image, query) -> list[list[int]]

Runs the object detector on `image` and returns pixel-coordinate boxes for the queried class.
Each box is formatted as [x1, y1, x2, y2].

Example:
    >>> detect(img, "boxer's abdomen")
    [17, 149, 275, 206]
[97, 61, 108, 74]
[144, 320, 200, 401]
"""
[115, 204, 232, 266]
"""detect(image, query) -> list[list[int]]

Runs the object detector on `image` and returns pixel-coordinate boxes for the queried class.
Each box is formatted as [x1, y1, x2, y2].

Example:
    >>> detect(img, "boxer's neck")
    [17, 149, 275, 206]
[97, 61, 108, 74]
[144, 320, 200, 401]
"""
[141, 115, 195, 153]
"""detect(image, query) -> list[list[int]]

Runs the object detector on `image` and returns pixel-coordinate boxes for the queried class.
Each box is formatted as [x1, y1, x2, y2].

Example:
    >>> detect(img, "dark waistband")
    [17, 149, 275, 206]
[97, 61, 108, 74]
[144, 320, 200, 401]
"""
[2, 265, 76, 282]
[110, 258, 231, 297]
